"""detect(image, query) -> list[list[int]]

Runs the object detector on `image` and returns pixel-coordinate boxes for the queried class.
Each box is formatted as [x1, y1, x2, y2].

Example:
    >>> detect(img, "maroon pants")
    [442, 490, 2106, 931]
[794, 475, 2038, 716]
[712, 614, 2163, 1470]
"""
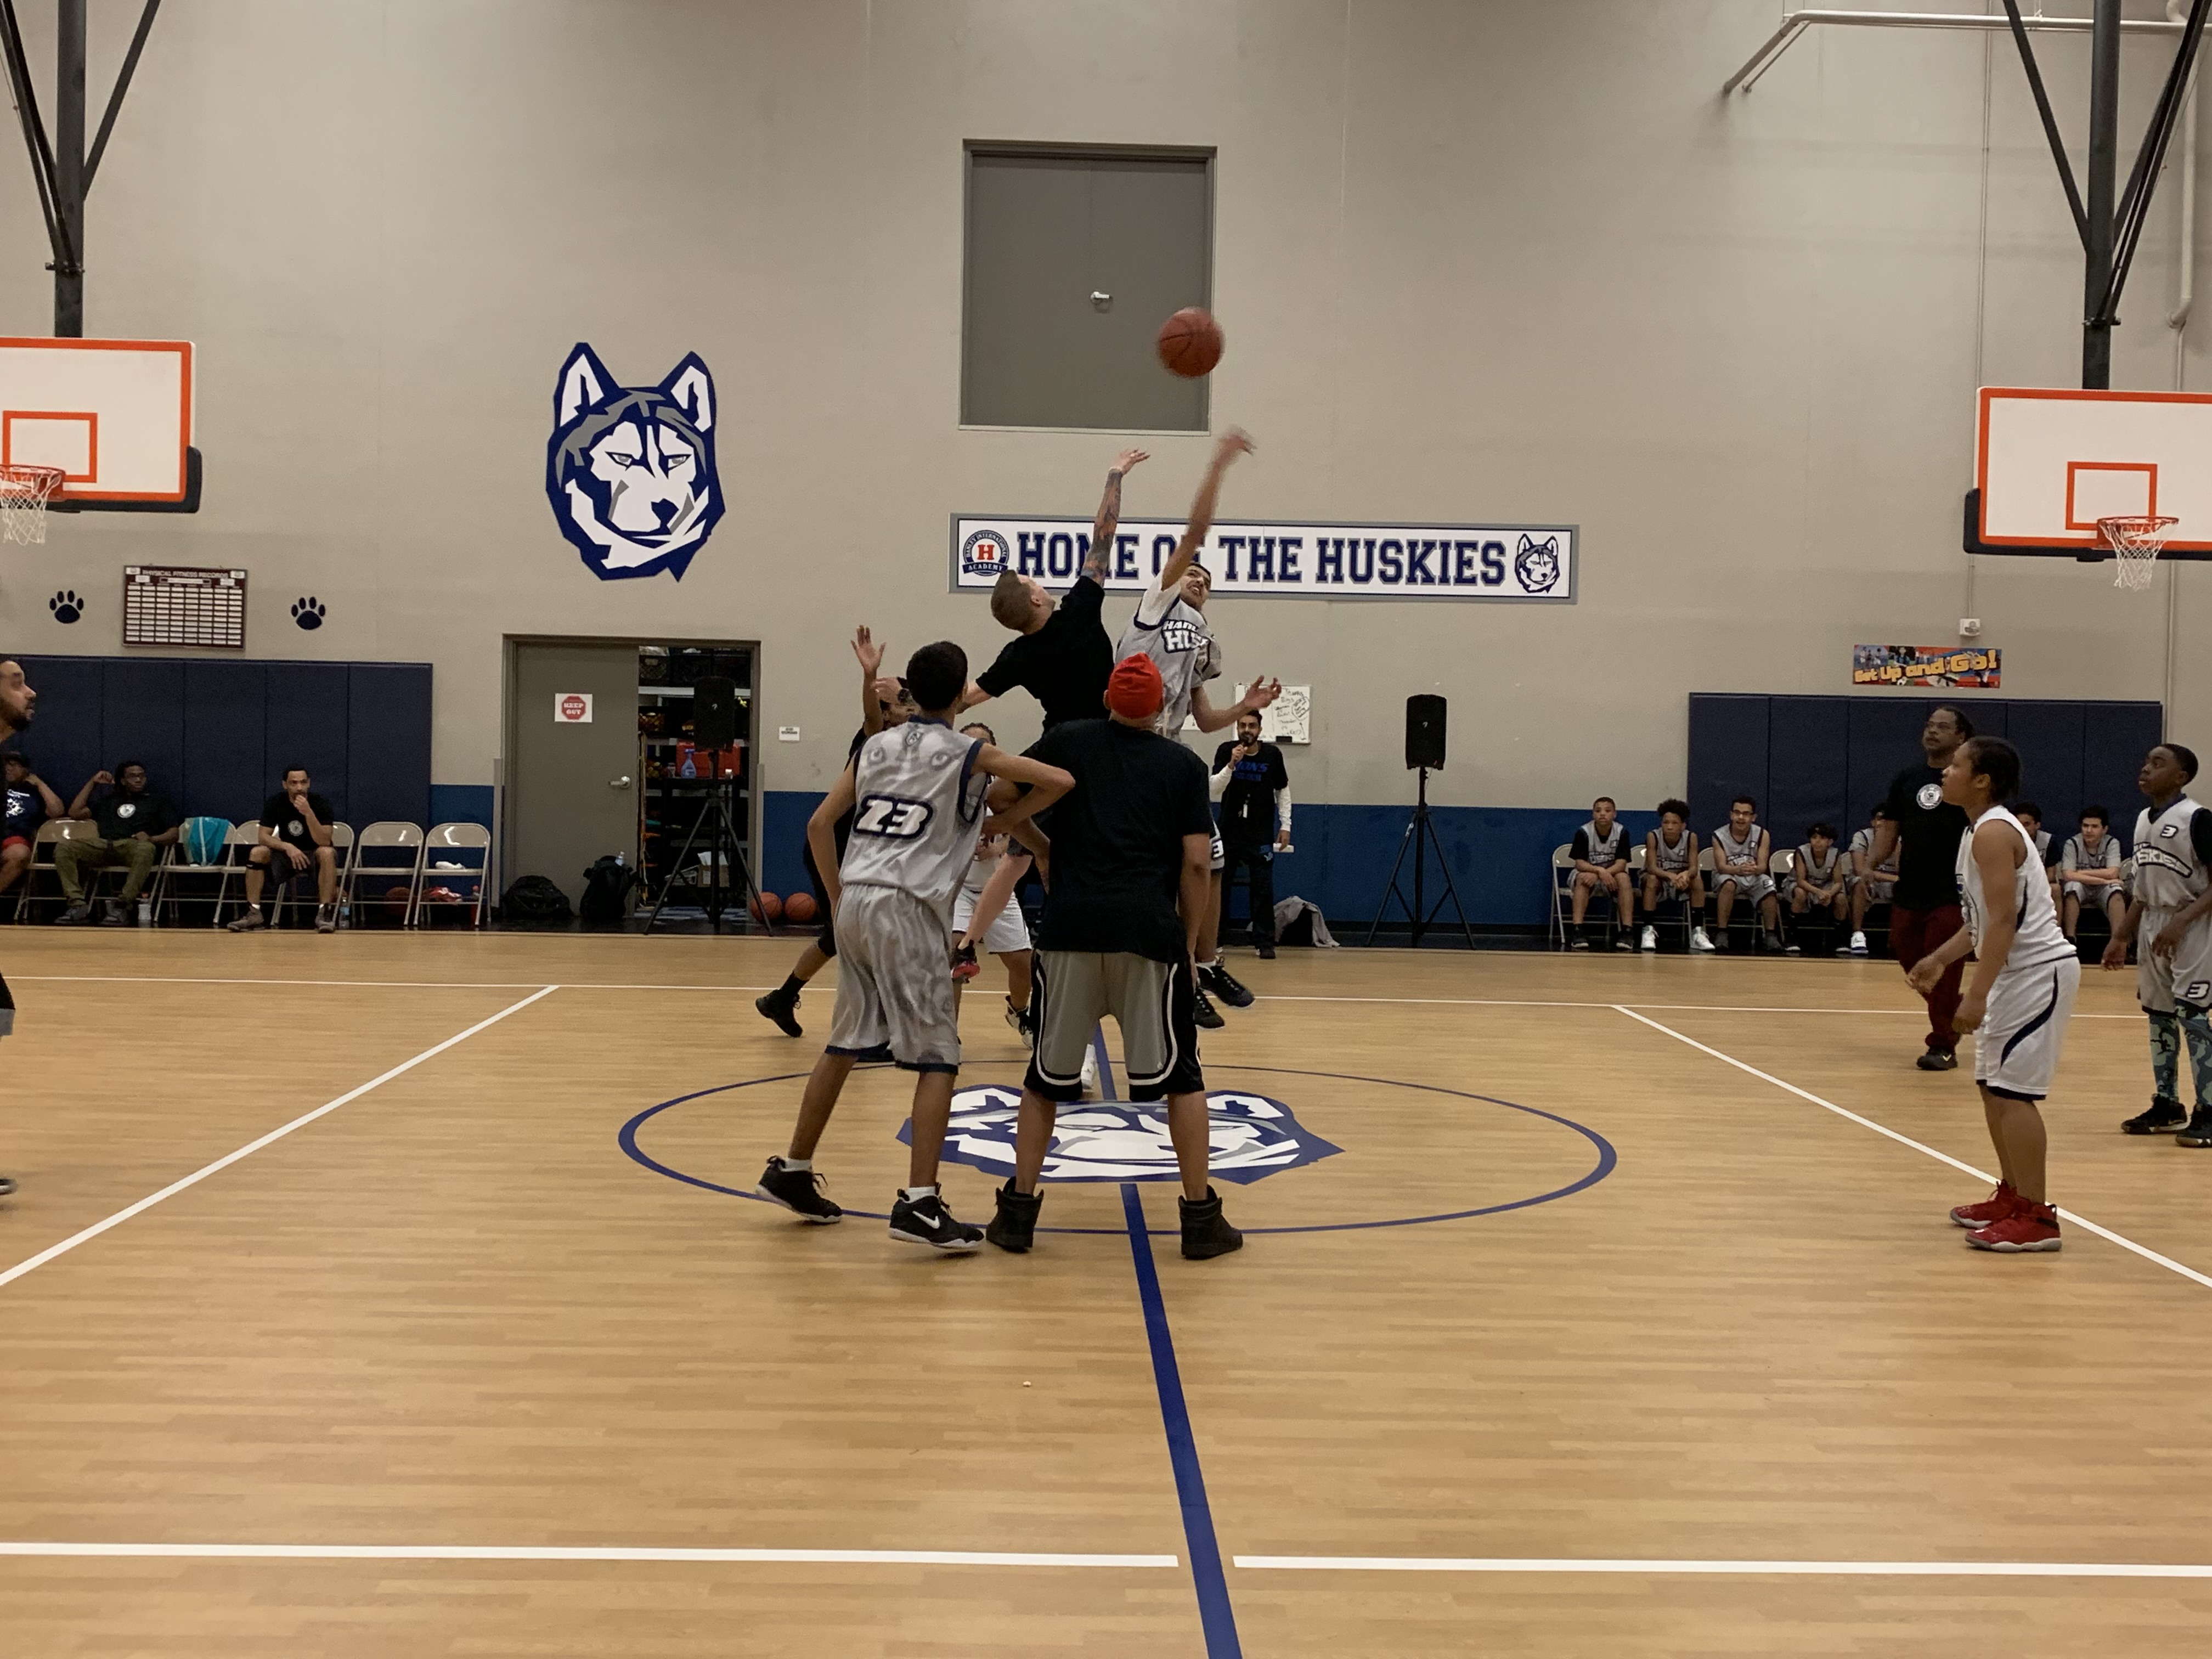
[1891, 901, 1965, 1052]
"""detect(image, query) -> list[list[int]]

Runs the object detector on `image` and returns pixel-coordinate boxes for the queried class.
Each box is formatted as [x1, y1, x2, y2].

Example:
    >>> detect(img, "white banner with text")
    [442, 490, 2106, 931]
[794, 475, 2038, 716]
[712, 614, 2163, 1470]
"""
[951, 516, 1576, 602]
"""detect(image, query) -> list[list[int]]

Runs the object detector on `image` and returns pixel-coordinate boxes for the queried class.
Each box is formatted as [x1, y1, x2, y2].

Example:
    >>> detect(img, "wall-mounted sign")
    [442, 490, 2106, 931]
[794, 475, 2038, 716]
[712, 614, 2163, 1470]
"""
[952, 516, 1576, 601]
[1852, 645, 2002, 689]
[554, 692, 595, 724]
[547, 343, 723, 582]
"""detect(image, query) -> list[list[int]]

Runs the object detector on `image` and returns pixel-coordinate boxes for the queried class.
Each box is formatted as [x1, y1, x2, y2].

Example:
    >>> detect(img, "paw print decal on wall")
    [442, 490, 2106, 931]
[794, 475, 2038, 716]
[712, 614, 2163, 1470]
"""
[48, 589, 83, 624]
[291, 596, 326, 631]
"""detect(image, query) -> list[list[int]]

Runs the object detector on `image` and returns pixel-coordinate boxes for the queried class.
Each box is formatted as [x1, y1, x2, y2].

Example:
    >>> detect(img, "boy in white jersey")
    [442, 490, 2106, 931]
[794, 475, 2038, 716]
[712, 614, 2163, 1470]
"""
[2104, 744, 2212, 1142]
[1116, 429, 1280, 1026]
[948, 721, 1037, 1040]
[1567, 795, 1635, 950]
[2059, 804, 2129, 943]
[1640, 798, 1714, 952]
[1907, 738, 2080, 1252]
[1783, 822, 1848, 956]
[755, 643, 1072, 1250]
[1709, 794, 1782, 952]
[1846, 805, 1897, 956]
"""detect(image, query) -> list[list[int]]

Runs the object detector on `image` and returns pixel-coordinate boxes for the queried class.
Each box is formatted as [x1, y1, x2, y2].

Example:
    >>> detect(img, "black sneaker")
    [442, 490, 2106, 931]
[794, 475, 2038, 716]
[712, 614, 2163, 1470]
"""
[1762, 929, 1785, 954]
[889, 1188, 983, 1251]
[1178, 1187, 1243, 1260]
[1711, 930, 1730, 952]
[1916, 1047, 1959, 1071]
[55, 901, 91, 926]
[984, 1182, 1041, 1253]
[754, 987, 803, 1039]
[2122, 1098, 2189, 1135]
[1569, 932, 1592, 951]
[1192, 983, 1226, 1030]
[2178, 1107, 2212, 1148]
[101, 899, 129, 926]
[1783, 940, 1802, 956]
[1255, 940, 1276, 960]
[951, 942, 980, 982]
[0, 1173, 16, 1198]
[755, 1156, 841, 1223]
[1612, 934, 1634, 952]
[1201, 963, 1255, 1009]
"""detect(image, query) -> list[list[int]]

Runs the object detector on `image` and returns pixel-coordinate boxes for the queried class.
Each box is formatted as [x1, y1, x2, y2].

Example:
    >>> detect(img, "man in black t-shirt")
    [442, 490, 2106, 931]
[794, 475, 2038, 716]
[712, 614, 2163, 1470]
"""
[229, 766, 340, 933]
[1210, 711, 1291, 958]
[57, 760, 180, 925]
[1866, 704, 1976, 1069]
[755, 628, 916, 1038]
[982, 653, 1243, 1262]
[963, 448, 1148, 731]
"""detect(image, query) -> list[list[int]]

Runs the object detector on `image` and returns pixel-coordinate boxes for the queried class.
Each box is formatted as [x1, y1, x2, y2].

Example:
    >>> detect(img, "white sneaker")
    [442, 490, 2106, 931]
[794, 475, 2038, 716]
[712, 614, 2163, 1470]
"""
[1080, 1047, 1100, 1099]
[1848, 930, 1869, 957]
[1689, 928, 1717, 953]
[1639, 926, 1657, 952]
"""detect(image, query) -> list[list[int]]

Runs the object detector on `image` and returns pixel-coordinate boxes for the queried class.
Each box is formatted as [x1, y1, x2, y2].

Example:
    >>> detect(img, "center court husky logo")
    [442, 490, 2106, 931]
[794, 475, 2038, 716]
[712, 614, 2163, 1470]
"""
[546, 343, 725, 582]
[904, 1087, 1342, 1184]
[1514, 533, 1561, 594]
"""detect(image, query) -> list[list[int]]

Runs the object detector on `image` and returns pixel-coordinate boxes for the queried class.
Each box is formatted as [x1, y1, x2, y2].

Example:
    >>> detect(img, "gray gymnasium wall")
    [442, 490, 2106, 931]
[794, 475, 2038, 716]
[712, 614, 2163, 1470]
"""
[0, 0, 2204, 831]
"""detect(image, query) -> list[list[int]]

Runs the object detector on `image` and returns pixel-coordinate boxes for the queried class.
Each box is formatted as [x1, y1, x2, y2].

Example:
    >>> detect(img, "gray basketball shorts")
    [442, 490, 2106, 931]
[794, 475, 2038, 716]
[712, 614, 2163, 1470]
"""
[824, 884, 961, 1074]
[1026, 951, 1204, 1104]
[0, 967, 13, 1040]
[1714, 871, 1775, 905]
[2138, 907, 2212, 1015]
[1976, 956, 2081, 1101]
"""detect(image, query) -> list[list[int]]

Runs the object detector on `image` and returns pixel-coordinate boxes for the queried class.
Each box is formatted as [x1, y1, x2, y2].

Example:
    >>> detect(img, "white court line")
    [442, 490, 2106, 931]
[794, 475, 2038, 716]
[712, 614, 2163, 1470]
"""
[0, 1541, 1175, 1568]
[1235, 1555, 2212, 1578]
[0, 985, 561, 1292]
[1613, 1006, 2212, 1293]
[3, 976, 2141, 1017]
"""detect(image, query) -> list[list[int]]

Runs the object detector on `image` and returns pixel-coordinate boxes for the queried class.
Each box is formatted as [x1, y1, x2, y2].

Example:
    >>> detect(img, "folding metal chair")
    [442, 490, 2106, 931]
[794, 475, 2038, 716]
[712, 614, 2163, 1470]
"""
[416, 822, 490, 929]
[1547, 842, 1576, 949]
[13, 820, 102, 922]
[157, 816, 234, 927]
[268, 822, 354, 928]
[207, 822, 272, 928]
[345, 822, 426, 928]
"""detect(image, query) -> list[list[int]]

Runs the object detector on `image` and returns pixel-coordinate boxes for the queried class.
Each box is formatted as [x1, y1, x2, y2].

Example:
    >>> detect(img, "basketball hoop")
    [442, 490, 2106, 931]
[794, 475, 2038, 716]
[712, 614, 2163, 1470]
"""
[0, 465, 65, 545]
[2096, 515, 2179, 592]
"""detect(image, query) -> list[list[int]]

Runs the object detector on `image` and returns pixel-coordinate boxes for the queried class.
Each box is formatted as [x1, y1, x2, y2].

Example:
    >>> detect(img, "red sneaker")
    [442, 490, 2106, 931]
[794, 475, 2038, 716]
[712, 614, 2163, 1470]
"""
[1950, 1182, 2021, 1229]
[1967, 1203, 2062, 1252]
[950, 943, 980, 983]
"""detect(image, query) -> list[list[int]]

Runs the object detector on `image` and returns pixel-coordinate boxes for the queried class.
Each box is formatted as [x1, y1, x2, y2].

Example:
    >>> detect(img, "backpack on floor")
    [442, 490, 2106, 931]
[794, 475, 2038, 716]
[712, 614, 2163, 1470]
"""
[578, 855, 637, 926]
[500, 874, 573, 924]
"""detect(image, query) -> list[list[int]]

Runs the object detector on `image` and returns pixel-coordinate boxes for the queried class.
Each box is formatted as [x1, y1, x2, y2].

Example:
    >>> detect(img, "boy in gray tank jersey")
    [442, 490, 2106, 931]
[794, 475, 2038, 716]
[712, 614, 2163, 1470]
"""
[2107, 744, 2212, 1142]
[755, 641, 1073, 1251]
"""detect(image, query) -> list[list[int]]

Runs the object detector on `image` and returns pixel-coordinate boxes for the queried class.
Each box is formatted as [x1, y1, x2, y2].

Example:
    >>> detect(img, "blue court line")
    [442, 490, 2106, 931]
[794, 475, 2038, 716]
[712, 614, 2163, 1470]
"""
[1099, 1025, 1244, 1659]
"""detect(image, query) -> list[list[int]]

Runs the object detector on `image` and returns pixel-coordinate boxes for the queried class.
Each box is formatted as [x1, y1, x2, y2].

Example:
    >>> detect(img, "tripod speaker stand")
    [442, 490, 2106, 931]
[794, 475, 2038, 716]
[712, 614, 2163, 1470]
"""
[1365, 694, 1475, 949]
[644, 675, 772, 936]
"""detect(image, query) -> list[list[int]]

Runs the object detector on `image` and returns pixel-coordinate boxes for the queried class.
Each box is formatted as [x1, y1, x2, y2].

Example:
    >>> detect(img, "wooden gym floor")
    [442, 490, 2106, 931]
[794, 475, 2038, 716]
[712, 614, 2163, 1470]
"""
[3, 929, 2209, 1657]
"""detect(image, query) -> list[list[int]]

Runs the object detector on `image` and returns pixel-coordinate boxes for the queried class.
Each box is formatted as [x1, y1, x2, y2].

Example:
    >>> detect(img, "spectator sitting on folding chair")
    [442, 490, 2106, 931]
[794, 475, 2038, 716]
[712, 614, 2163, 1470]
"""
[229, 766, 340, 933]
[57, 761, 180, 925]
[2, 750, 63, 906]
[1567, 796, 1636, 951]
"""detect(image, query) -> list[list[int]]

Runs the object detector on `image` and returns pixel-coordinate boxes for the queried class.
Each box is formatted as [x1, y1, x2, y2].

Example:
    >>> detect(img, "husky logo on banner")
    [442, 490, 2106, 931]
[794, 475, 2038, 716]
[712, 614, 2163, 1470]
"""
[1514, 534, 1561, 594]
[546, 343, 725, 582]
[906, 1087, 1342, 1184]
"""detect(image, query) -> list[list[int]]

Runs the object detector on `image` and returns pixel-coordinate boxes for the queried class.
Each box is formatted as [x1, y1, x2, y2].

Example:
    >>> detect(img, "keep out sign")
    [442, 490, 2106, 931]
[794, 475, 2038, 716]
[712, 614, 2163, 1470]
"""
[555, 693, 594, 724]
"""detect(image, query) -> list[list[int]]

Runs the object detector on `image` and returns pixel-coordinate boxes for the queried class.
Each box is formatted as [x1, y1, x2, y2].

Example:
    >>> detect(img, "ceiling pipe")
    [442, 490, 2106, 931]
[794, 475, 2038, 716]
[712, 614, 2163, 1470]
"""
[1725, 8, 2186, 96]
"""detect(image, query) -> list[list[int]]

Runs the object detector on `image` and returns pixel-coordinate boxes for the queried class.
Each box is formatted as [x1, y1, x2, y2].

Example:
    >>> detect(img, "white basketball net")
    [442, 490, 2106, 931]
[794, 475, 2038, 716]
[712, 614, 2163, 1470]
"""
[2098, 515, 2177, 592]
[0, 465, 64, 545]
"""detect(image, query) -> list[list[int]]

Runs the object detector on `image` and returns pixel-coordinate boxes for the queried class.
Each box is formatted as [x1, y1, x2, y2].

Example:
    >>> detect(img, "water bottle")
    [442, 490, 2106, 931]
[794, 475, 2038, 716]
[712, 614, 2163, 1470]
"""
[137, 895, 153, 927]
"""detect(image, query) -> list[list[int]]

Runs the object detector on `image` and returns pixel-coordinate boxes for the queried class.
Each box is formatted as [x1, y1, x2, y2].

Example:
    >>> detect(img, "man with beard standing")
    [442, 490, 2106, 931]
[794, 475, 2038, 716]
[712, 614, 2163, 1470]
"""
[1865, 705, 1977, 1071]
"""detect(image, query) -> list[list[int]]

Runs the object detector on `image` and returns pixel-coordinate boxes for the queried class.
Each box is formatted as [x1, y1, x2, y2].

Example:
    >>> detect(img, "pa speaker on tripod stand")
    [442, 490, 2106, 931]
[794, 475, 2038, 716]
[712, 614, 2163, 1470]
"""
[1365, 694, 1475, 948]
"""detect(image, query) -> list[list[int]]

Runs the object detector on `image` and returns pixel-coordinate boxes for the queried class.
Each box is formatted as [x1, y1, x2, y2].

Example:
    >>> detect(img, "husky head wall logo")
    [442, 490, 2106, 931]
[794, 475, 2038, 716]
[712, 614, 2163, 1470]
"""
[906, 1087, 1341, 1184]
[1514, 533, 1561, 594]
[546, 343, 725, 582]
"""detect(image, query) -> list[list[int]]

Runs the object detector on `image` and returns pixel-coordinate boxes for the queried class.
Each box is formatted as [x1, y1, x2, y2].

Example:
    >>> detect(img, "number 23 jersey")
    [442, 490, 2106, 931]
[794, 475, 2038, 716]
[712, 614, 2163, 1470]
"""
[838, 718, 992, 922]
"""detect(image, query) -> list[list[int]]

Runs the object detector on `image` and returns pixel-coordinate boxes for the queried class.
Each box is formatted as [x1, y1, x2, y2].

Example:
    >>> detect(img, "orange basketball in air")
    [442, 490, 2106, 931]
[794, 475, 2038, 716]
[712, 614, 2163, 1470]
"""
[783, 891, 819, 924]
[1156, 307, 1223, 379]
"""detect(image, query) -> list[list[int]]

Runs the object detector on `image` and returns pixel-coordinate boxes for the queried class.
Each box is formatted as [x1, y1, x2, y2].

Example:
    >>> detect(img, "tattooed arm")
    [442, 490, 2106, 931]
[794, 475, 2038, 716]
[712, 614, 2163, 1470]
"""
[1084, 448, 1149, 580]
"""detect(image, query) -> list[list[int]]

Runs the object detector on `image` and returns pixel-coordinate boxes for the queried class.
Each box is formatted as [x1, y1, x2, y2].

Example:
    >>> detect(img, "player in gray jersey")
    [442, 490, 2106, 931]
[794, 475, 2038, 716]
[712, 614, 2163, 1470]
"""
[1908, 738, 2078, 1252]
[1709, 795, 1782, 952]
[1567, 796, 1634, 949]
[1639, 798, 1713, 952]
[756, 642, 1072, 1251]
[1783, 822, 1848, 956]
[2105, 744, 2212, 1142]
[1115, 428, 1280, 1023]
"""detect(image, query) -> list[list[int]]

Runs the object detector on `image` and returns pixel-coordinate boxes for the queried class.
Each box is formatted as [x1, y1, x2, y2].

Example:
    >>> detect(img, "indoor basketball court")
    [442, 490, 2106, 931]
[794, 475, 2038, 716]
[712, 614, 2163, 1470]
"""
[4, 4, 2212, 1657]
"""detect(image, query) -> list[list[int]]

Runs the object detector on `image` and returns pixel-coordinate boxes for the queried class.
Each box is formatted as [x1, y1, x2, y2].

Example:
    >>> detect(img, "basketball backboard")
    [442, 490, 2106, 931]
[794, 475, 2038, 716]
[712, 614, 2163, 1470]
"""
[1967, 386, 2212, 561]
[0, 336, 196, 510]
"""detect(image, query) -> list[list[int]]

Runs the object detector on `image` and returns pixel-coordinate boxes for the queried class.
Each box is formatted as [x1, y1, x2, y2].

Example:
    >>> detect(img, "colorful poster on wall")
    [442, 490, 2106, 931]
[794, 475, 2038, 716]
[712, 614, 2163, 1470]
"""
[1852, 645, 2002, 689]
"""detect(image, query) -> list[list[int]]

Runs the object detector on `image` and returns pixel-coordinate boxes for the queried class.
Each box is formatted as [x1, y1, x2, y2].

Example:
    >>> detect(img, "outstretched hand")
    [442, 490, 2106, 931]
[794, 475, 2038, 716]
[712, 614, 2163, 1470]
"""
[1243, 677, 1283, 713]
[1114, 448, 1150, 475]
[851, 626, 885, 680]
[1214, 428, 1255, 467]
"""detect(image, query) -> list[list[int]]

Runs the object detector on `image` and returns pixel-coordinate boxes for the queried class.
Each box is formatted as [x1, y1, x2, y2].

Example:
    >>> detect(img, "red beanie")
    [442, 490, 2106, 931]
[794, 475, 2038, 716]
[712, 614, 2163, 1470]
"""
[1105, 653, 1165, 721]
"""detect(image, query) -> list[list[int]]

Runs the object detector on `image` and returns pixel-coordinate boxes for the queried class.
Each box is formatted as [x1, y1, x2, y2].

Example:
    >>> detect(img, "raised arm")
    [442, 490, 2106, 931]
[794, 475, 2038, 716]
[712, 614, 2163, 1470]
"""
[853, 627, 889, 736]
[69, 771, 110, 821]
[27, 772, 63, 817]
[1188, 676, 1281, 735]
[1158, 429, 1253, 595]
[1084, 448, 1149, 580]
